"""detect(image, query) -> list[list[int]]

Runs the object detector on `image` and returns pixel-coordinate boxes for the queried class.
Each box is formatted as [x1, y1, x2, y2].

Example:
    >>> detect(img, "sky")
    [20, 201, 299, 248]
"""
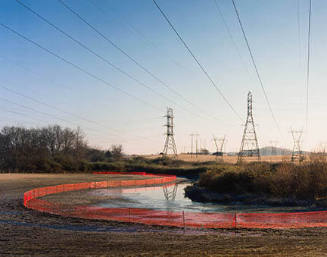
[0, 0, 326, 154]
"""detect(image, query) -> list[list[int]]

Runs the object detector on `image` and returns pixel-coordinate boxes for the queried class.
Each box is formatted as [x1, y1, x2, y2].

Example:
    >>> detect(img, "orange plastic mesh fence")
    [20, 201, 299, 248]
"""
[23, 172, 175, 208]
[23, 172, 327, 229]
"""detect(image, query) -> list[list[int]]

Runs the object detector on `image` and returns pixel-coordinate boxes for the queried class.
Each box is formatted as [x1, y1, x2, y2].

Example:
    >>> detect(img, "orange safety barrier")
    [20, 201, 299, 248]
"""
[23, 172, 327, 229]
[92, 171, 176, 178]
[24, 172, 176, 208]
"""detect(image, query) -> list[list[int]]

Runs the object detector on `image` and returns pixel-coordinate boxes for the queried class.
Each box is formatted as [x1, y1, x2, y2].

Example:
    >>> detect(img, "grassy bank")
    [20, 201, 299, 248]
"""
[86, 157, 209, 177]
[0, 155, 212, 178]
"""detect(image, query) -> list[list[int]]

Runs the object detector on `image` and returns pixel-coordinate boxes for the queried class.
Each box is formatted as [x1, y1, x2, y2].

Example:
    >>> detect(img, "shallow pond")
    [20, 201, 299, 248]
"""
[91, 182, 319, 213]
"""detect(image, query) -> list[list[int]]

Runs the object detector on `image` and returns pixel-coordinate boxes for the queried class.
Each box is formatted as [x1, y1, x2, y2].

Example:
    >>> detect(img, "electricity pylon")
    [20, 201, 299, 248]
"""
[291, 129, 304, 162]
[238, 91, 260, 162]
[162, 107, 177, 157]
[190, 133, 199, 158]
[213, 135, 226, 161]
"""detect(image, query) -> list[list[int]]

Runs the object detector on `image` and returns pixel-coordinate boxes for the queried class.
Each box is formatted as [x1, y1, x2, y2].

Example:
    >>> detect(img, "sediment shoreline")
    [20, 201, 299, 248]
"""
[184, 184, 327, 208]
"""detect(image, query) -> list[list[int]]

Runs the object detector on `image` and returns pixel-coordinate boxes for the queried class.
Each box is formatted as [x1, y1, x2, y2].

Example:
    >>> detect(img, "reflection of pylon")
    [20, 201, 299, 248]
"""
[163, 184, 178, 201]
[291, 130, 304, 162]
[238, 91, 260, 162]
[162, 107, 177, 157]
[213, 135, 226, 161]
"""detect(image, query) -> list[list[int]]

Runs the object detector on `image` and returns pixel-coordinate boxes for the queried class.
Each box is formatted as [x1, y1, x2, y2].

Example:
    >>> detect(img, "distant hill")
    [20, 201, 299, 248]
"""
[259, 146, 292, 156]
[226, 146, 293, 156]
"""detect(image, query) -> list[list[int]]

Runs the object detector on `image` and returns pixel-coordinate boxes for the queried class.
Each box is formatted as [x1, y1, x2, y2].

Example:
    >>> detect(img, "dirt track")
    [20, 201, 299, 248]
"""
[1, 173, 327, 256]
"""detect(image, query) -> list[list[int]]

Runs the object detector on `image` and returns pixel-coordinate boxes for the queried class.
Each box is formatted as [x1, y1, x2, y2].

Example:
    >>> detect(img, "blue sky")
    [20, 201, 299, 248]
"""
[0, 0, 326, 154]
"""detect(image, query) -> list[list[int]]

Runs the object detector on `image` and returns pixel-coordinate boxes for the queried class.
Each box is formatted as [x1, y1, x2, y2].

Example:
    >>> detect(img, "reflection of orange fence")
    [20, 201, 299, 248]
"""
[23, 173, 327, 229]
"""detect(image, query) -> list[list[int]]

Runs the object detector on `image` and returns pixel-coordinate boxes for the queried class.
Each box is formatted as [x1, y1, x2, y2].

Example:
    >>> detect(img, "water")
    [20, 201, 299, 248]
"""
[91, 182, 317, 213]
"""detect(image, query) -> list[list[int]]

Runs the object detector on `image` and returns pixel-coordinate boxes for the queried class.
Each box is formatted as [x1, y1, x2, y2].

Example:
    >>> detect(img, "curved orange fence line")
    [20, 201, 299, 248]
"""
[23, 172, 327, 229]
[24, 172, 176, 206]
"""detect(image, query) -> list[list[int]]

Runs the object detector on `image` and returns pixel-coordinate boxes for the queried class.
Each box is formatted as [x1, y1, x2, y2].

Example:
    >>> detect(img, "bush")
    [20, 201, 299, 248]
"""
[88, 161, 125, 171]
[33, 158, 63, 173]
[197, 161, 327, 200]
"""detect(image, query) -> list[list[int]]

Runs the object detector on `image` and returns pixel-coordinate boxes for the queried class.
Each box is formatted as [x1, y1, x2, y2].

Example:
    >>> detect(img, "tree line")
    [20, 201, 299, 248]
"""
[0, 125, 123, 172]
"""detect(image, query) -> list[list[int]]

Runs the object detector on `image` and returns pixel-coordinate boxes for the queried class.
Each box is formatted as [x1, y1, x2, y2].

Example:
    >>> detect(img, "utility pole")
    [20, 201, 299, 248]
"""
[290, 129, 304, 162]
[238, 91, 260, 162]
[190, 133, 195, 157]
[162, 107, 177, 157]
[213, 135, 226, 161]
[195, 133, 199, 158]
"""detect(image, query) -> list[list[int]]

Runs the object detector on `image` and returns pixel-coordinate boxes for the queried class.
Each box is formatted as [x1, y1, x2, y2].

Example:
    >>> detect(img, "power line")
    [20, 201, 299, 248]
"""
[17, 0, 220, 122]
[57, 0, 220, 122]
[0, 54, 132, 108]
[0, 19, 185, 148]
[0, 56, 162, 140]
[0, 108, 49, 124]
[0, 57, 166, 144]
[213, 0, 251, 76]
[15, 0, 178, 109]
[0, 96, 93, 130]
[0, 95, 156, 143]
[0, 55, 77, 98]
[297, 0, 302, 68]
[0, 22, 161, 112]
[86, 0, 163, 59]
[0, 84, 119, 133]
[87, 0, 195, 80]
[0, 84, 160, 143]
[305, 0, 312, 130]
[0, 107, 122, 145]
[152, 0, 242, 121]
[88, 0, 195, 80]
[231, 0, 282, 136]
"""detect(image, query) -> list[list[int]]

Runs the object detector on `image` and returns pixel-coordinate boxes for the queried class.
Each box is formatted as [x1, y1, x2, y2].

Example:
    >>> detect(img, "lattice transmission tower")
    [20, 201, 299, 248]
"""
[213, 135, 226, 161]
[291, 129, 304, 162]
[238, 91, 260, 162]
[189, 133, 199, 158]
[162, 107, 177, 157]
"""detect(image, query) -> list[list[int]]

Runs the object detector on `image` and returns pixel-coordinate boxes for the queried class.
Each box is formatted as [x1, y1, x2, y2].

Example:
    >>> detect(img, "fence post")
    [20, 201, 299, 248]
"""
[182, 210, 185, 233]
[129, 208, 131, 223]
[107, 175, 110, 192]
[233, 212, 237, 229]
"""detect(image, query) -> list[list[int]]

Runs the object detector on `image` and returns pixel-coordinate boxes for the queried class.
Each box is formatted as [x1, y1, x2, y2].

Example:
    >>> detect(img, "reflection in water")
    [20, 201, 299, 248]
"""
[91, 182, 318, 213]
[162, 183, 178, 201]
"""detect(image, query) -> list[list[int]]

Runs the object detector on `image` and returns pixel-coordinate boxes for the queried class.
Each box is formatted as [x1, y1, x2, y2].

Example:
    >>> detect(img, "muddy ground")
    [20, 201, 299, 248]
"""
[1, 173, 327, 256]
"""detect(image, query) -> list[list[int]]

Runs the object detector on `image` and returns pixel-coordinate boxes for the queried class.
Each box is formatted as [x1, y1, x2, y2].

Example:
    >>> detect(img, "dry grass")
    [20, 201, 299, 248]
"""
[144, 154, 293, 164]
